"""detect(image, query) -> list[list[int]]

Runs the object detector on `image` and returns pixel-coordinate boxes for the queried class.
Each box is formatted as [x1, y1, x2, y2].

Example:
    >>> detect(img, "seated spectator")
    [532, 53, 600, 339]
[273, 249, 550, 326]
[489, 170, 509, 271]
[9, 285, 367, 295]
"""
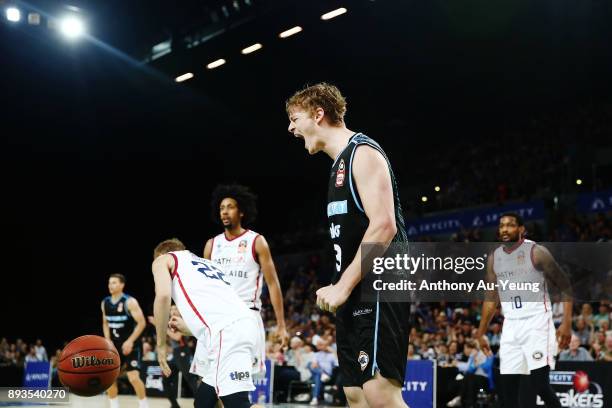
[34, 339, 48, 362]
[600, 335, 612, 362]
[308, 338, 338, 405]
[407, 343, 421, 360]
[487, 323, 501, 349]
[24, 345, 39, 363]
[559, 334, 593, 361]
[594, 302, 610, 330]
[142, 341, 156, 361]
[574, 317, 593, 347]
[447, 339, 494, 408]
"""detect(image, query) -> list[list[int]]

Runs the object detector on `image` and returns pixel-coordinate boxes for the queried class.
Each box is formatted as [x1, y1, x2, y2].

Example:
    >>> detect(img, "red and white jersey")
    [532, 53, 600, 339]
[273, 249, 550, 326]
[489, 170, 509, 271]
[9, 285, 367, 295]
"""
[168, 250, 251, 343]
[209, 230, 263, 309]
[493, 239, 551, 319]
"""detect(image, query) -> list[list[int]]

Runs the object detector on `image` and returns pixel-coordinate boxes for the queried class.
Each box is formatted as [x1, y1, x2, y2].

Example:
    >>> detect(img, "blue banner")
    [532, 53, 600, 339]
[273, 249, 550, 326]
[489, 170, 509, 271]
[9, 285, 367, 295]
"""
[402, 360, 434, 408]
[23, 361, 51, 388]
[405, 201, 545, 237]
[577, 190, 612, 214]
[250, 359, 273, 404]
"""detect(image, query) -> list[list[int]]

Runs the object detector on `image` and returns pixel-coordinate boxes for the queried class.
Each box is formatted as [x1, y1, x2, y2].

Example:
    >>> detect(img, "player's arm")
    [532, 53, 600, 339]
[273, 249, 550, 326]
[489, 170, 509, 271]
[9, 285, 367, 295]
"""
[126, 297, 146, 344]
[101, 301, 110, 340]
[203, 238, 213, 259]
[475, 254, 498, 348]
[152, 254, 173, 376]
[256, 235, 289, 347]
[532, 244, 573, 349]
[321, 146, 397, 308]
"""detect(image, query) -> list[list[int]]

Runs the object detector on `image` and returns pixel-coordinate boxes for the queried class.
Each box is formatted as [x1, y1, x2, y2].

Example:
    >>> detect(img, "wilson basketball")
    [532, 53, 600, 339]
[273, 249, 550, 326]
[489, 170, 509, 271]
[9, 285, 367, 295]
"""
[58, 335, 120, 397]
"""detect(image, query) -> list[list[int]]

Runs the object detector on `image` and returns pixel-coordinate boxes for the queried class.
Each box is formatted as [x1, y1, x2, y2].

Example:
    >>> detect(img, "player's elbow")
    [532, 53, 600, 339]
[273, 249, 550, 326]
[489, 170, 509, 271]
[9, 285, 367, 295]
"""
[373, 218, 397, 242]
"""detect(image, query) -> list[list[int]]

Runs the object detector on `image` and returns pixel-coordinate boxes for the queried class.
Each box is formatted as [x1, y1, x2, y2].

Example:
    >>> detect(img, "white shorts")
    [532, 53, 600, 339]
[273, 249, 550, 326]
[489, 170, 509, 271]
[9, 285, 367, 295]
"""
[190, 316, 258, 396]
[252, 309, 266, 376]
[500, 312, 557, 375]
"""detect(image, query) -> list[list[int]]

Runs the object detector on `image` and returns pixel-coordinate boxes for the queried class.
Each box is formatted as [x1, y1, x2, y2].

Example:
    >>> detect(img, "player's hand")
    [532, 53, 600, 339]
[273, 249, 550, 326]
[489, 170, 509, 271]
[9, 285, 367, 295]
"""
[121, 340, 133, 356]
[476, 334, 489, 351]
[276, 325, 290, 349]
[156, 346, 171, 377]
[316, 284, 350, 314]
[557, 321, 572, 349]
[168, 315, 190, 336]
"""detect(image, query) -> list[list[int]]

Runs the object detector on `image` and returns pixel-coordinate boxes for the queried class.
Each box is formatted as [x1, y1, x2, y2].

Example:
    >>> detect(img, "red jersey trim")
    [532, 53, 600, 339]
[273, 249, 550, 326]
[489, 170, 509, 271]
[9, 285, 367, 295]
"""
[169, 252, 179, 278]
[215, 330, 223, 395]
[252, 234, 260, 264]
[174, 269, 211, 337]
[223, 229, 250, 242]
[209, 237, 216, 259]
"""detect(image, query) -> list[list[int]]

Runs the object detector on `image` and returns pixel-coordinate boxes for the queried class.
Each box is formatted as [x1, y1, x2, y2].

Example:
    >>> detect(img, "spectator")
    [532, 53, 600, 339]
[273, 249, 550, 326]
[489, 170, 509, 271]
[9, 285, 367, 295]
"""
[24, 346, 39, 363]
[142, 341, 156, 361]
[407, 343, 422, 360]
[559, 334, 593, 361]
[34, 339, 48, 362]
[594, 302, 610, 330]
[574, 317, 593, 346]
[308, 338, 338, 405]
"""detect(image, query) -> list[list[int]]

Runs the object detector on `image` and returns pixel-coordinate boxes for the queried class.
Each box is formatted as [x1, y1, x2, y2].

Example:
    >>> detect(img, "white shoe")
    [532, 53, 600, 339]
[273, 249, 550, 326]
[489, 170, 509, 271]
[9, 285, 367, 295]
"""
[309, 397, 319, 405]
[294, 393, 310, 402]
[447, 395, 462, 407]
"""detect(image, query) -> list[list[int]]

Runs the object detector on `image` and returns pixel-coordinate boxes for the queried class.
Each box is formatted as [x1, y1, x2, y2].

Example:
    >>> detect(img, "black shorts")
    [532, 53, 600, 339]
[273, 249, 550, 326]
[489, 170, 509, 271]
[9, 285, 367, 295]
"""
[336, 296, 410, 387]
[113, 340, 142, 371]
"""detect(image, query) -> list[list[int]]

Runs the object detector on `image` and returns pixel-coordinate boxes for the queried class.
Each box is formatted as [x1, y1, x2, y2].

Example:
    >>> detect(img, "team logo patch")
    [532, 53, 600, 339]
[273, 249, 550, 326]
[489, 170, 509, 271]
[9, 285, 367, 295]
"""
[130, 360, 138, 368]
[237, 239, 247, 254]
[335, 159, 346, 187]
[358, 351, 369, 372]
[517, 250, 525, 265]
[532, 351, 543, 361]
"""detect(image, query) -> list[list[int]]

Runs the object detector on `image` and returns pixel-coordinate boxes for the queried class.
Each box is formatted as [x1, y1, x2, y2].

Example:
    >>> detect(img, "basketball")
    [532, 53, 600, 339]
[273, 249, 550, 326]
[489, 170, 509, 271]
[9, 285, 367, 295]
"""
[58, 335, 120, 397]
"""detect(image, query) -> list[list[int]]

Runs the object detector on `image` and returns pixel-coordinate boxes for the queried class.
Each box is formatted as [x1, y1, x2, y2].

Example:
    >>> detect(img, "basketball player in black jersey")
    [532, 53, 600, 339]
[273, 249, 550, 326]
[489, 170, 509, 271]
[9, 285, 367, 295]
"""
[287, 83, 410, 408]
[101, 273, 149, 408]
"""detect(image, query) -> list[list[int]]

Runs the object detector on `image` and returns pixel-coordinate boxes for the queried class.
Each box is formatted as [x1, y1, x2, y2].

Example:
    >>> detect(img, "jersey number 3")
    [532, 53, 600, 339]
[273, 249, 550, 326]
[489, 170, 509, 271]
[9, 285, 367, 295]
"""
[191, 261, 230, 285]
[334, 244, 342, 272]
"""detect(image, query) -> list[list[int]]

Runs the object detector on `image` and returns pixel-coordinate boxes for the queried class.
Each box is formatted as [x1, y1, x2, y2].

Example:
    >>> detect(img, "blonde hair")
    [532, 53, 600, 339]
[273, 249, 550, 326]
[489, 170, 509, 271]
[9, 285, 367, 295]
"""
[286, 82, 347, 126]
[153, 238, 186, 259]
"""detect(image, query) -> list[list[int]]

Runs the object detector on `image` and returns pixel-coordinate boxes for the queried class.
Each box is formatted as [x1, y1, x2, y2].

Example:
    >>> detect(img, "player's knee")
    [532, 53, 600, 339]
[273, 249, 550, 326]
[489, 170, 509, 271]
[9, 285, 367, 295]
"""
[363, 376, 403, 408]
[344, 386, 366, 406]
[126, 370, 141, 383]
[219, 391, 250, 408]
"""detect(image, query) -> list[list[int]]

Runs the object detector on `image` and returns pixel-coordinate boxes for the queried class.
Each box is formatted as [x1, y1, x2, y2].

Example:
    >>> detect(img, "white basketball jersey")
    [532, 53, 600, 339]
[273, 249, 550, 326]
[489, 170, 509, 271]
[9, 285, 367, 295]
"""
[168, 250, 251, 343]
[210, 230, 263, 309]
[493, 239, 551, 319]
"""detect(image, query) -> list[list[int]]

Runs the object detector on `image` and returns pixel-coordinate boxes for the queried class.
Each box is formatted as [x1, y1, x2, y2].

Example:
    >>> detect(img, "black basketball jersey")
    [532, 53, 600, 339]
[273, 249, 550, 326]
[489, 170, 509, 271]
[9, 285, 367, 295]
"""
[327, 133, 407, 284]
[103, 294, 136, 344]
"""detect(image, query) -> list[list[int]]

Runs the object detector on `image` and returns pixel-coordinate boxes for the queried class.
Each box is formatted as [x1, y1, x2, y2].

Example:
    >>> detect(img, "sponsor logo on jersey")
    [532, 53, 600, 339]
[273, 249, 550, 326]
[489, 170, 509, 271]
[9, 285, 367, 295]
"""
[330, 223, 341, 239]
[327, 200, 348, 217]
[130, 360, 139, 368]
[335, 159, 346, 187]
[71, 356, 116, 368]
[230, 371, 250, 381]
[358, 351, 369, 371]
[117, 302, 123, 313]
[517, 250, 525, 265]
[353, 308, 372, 317]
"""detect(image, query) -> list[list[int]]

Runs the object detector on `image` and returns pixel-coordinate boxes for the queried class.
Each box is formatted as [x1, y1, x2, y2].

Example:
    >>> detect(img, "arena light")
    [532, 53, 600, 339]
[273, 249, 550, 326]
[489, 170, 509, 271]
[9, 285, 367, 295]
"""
[279, 26, 302, 39]
[321, 7, 347, 21]
[28, 13, 41, 25]
[175, 73, 194, 83]
[241, 43, 262, 55]
[206, 58, 226, 69]
[6, 7, 21, 22]
[434, 186, 441, 192]
[421, 196, 428, 203]
[576, 179, 583, 185]
[60, 16, 85, 39]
